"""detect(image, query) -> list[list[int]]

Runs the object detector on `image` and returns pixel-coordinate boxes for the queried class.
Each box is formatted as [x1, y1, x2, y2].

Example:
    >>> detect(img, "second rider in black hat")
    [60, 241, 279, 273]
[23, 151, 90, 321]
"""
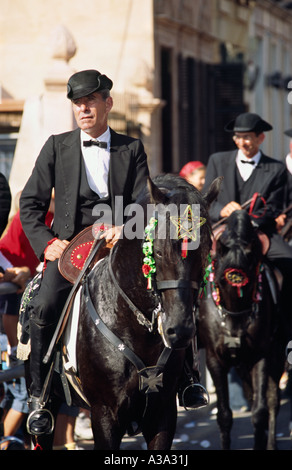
[204, 111, 292, 346]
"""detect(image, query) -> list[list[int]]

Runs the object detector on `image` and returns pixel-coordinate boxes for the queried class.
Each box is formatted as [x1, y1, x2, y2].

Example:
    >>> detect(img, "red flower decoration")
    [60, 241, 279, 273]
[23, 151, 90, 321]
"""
[142, 264, 151, 276]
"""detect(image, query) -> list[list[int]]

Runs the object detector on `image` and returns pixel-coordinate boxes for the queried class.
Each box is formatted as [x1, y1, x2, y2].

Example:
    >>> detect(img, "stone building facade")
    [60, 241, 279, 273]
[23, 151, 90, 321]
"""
[0, 0, 291, 204]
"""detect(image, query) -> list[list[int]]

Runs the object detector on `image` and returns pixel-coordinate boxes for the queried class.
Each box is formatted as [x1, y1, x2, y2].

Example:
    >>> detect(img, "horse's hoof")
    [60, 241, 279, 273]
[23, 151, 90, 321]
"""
[179, 383, 210, 410]
[26, 408, 54, 436]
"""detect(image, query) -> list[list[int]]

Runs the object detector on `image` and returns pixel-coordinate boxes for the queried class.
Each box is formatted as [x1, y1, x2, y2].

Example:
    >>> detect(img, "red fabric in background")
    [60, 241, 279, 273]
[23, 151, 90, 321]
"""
[0, 210, 54, 276]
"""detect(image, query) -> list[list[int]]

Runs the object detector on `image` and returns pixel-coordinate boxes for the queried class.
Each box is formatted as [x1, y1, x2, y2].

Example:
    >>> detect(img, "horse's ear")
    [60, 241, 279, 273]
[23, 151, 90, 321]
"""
[147, 177, 169, 205]
[203, 177, 223, 208]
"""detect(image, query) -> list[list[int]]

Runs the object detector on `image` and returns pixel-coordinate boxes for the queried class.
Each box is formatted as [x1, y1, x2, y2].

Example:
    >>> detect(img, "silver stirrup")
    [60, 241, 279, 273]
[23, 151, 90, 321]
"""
[26, 408, 55, 436]
[181, 383, 210, 410]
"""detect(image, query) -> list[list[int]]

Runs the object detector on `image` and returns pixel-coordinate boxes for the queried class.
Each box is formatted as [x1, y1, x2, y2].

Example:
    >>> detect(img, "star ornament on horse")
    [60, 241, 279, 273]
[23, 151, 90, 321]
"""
[170, 205, 206, 258]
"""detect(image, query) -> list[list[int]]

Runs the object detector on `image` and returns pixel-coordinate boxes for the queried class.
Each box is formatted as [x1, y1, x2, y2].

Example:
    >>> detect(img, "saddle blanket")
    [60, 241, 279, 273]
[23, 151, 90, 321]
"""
[63, 257, 104, 374]
[63, 285, 81, 374]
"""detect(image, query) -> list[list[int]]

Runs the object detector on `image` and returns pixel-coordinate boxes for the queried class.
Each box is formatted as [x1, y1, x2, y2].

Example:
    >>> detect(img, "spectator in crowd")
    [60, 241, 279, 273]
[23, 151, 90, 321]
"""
[0, 193, 54, 443]
[179, 161, 206, 191]
[0, 172, 11, 237]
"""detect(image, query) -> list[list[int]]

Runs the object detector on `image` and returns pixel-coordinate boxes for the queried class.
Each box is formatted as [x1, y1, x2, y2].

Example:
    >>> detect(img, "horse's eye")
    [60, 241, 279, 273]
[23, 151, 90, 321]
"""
[155, 250, 163, 258]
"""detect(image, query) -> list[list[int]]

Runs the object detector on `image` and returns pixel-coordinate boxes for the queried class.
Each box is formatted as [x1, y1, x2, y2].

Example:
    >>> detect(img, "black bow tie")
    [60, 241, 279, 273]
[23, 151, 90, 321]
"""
[241, 159, 255, 165]
[83, 140, 107, 149]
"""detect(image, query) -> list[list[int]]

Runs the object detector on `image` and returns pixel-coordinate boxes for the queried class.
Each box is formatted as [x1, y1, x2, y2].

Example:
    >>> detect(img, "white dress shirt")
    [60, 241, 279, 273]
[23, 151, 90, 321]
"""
[81, 127, 111, 198]
[236, 150, 261, 181]
[286, 153, 292, 175]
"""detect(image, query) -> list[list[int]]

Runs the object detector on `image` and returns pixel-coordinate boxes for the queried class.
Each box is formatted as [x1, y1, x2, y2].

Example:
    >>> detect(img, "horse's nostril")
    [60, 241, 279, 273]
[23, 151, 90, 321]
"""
[165, 328, 193, 349]
[166, 325, 195, 346]
[166, 327, 176, 337]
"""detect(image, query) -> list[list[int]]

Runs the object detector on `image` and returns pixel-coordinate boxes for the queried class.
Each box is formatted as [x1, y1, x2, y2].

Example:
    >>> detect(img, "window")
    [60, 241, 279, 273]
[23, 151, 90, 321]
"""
[0, 134, 18, 179]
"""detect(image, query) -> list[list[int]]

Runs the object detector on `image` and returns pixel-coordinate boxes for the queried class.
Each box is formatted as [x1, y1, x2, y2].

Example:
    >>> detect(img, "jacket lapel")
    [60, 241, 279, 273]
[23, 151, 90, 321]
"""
[108, 129, 131, 197]
[58, 129, 81, 212]
[223, 150, 237, 202]
[244, 152, 269, 195]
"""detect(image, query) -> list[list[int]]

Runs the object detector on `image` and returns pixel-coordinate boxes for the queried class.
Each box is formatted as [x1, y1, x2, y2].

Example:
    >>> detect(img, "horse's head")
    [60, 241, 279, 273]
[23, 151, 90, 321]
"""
[142, 174, 221, 349]
[213, 210, 263, 314]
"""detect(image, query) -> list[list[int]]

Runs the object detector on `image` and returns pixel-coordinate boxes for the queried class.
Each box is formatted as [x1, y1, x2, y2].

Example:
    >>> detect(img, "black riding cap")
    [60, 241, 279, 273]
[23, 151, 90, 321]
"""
[67, 69, 113, 100]
[224, 112, 273, 133]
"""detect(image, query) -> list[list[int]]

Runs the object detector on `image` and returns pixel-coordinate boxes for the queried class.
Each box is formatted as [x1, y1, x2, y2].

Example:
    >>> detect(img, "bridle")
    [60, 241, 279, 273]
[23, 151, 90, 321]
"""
[105, 210, 202, 335]
[107, 243, 200, 335]
[205, 261, 263, 359]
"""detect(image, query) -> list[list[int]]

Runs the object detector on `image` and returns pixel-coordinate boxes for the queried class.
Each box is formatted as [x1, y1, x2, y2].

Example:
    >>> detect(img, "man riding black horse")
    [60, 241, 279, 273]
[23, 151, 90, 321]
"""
[20, 69, 207, 437]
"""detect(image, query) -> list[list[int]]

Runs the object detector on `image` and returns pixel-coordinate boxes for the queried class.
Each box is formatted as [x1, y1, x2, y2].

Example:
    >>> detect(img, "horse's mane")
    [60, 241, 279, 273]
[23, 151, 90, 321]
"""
[215, 210, 262, 280]
[135, 174, 196, 200]
[152, 174, 205, 205]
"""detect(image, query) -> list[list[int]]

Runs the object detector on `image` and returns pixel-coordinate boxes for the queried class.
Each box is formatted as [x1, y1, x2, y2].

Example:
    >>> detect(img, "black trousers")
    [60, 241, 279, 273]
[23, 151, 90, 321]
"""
[28, 260, 72, 397]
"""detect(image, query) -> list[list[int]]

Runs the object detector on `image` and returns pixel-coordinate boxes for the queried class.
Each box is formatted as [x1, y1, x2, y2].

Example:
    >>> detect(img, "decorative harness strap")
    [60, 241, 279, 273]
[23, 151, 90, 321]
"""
[83, 275, 172, 394]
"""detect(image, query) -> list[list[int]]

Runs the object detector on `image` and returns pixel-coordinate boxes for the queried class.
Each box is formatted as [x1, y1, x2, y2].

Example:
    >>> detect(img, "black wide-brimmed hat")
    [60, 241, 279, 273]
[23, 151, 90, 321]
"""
[284, 129, 292, 138]
[67, 69, 113, 100]
[224, 112, 273, 133]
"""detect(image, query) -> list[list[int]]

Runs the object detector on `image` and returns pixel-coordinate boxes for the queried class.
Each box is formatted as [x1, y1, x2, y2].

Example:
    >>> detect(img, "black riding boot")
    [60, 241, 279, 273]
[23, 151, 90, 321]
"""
[26, 320, 55, 436]
[178, 338, 209, 410]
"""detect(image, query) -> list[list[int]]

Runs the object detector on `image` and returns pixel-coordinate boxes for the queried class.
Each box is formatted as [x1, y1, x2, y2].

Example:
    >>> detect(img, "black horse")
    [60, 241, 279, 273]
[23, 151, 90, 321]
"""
[197, 210, 286, 450]
[25, 174, 220, 450]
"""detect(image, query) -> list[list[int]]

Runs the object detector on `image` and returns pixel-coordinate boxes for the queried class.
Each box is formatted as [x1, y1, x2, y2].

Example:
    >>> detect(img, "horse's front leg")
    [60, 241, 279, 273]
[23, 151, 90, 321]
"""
[207, 356, 232, 449]
[90, 403, 124, 450]
[266, 375, 280, 450]
[142, 394, 177, 450]
[251, 359, 269, 450]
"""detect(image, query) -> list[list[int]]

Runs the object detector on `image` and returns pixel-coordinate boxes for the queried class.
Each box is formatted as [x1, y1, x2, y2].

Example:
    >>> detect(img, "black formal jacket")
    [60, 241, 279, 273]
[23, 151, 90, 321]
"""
[0, 172, 11, 236]
[203, 150, 287, 233]
[20, 128, 149, 260]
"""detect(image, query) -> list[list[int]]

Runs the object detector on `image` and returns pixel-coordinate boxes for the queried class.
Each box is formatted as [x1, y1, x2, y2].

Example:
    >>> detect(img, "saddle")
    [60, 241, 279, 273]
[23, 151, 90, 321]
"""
[58, 224, 112, 284]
